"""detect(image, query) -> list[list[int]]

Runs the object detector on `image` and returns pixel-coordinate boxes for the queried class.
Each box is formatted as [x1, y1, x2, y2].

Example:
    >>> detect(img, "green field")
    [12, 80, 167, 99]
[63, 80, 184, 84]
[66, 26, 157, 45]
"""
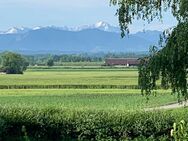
[0, 66, 183, 140]
[0, 89, 176, 111]
[0, 67, 176, 112]
[0, 67, 138, 85]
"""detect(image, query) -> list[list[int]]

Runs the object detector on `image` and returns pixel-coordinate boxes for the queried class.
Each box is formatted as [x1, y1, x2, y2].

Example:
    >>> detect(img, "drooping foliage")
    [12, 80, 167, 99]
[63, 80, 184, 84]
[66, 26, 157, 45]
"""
[111, 0, 188, 100]
[139, 23, 188, 101]
[110, 0, 187, 37]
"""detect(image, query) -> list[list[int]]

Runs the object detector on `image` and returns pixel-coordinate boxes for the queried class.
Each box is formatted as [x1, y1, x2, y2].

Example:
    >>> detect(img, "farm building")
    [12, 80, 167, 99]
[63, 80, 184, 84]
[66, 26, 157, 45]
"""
[105, 58, 140, 66]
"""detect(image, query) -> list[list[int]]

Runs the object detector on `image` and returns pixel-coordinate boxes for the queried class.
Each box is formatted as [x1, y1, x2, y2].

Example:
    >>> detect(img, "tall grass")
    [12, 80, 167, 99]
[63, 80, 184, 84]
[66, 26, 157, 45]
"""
[0, 89, 176, 112]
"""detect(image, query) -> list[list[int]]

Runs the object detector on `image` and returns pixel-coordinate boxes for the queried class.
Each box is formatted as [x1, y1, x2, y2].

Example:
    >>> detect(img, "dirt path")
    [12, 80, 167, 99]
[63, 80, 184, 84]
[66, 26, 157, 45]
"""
[145, 101, 188, 111]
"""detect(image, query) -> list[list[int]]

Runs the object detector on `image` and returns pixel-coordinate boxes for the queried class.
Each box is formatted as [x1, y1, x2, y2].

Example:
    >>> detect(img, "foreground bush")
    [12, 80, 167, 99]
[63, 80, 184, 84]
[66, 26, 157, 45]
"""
[0, 106, 187, 140]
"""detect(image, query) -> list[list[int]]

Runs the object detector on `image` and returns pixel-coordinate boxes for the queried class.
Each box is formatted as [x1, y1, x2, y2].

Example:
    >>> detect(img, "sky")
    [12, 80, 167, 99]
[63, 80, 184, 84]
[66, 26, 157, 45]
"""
[0, 0, 178, 33]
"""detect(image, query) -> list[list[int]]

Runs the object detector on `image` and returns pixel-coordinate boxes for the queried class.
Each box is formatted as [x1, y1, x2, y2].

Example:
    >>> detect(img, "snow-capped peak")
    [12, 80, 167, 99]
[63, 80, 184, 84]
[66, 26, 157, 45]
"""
[94, 21, 111, 31]
[33, 26, 42, 30]
[6, 27, 19, 34]
[73, 21, 120, 32]
[94, 21, 120, 32]
[95, 21, 109, 28]
[0, 21, 120, 34]
[1, 27, 30, 34]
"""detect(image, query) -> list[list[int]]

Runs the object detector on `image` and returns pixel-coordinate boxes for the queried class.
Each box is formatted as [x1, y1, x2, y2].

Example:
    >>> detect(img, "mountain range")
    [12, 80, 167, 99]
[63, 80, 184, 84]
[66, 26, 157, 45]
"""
[0, 21, 162, 54]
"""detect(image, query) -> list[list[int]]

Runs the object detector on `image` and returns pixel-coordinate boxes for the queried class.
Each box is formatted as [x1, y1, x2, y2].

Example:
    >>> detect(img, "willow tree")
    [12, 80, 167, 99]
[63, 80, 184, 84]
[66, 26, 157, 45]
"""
[111, 0, 188, 100]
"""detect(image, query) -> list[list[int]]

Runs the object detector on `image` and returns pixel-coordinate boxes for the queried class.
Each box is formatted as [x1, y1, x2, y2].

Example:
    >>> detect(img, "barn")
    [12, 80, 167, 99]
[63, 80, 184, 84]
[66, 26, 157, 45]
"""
[105, 58, 140, 66]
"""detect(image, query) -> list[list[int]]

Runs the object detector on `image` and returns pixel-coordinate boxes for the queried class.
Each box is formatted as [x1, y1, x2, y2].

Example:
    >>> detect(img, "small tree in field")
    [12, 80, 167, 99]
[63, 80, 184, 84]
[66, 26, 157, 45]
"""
[1, 52, 28, 74]
[47, 59, 54, 67]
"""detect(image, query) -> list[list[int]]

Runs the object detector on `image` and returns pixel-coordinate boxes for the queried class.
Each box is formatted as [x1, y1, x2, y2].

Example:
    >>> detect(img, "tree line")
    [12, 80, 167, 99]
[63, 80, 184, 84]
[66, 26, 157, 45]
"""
[0, 51, 146, 74]
[24, 52, 146, 66]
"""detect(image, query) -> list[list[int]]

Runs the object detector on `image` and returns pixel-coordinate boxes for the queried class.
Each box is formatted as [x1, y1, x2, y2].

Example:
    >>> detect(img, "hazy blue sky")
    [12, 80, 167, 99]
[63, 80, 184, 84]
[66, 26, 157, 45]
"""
[0, 0, 177, 33]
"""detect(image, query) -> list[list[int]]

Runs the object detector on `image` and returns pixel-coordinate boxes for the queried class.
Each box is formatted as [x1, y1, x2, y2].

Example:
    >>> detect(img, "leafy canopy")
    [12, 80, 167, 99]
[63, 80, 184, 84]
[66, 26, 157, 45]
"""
[110, 0, 188, 37]
[111, 0, 188, 100]
[1, 52, 28, 74]
[138, 22, 188, 100]
[47, 59, 54, 67]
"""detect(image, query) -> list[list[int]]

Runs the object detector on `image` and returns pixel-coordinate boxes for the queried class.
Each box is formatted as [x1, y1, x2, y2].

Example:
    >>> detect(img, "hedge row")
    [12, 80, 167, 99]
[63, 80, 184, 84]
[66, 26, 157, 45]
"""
[0, 106, 186, 140]
[0, 85, 162, 90]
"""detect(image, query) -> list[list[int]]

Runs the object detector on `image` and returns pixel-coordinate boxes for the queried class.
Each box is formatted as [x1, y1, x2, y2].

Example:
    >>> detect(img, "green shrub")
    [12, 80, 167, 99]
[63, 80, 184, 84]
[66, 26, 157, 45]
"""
[0, 84, 142, 89]
[1, 52, 28, 74]
[0, 117, 8, 139]
[0, 106, 186, 140]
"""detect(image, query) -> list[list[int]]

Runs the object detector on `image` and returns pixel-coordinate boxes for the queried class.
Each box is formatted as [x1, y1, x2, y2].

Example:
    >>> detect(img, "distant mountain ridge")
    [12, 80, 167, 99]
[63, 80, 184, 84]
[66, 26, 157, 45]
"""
[0, 21, 120, 34]
[0, 21, 162, 54]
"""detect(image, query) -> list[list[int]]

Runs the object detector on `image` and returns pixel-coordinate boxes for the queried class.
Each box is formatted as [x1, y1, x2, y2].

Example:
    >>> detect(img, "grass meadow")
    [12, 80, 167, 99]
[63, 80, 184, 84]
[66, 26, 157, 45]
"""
[0, 66, 185, 140]
[0, 89, 175, 111]
[0, 67, 138, 85]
